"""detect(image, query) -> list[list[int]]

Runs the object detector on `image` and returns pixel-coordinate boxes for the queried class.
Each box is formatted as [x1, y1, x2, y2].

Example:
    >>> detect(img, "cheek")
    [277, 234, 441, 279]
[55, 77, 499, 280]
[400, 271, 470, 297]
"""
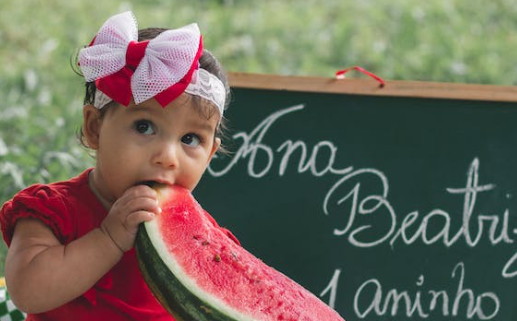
[96, 131, 137, 174]
[98, 138, 124, 162]
[97, 124, 134, 156]
[182, 159, 211, 191]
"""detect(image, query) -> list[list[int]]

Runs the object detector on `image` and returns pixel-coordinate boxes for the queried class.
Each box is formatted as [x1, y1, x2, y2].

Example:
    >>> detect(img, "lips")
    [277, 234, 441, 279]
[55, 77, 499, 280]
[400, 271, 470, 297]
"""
[137, 180, 171, 188]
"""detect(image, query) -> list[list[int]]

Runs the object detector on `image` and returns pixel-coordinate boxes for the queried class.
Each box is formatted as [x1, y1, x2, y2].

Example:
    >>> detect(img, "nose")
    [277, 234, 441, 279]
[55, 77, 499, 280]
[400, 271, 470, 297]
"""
[153, 141, 179, 168]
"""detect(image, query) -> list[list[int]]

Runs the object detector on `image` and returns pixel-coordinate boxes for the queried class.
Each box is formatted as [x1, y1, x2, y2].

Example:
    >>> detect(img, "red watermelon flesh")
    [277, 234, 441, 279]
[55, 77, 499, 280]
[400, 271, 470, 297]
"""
[139, 185, 346, 321]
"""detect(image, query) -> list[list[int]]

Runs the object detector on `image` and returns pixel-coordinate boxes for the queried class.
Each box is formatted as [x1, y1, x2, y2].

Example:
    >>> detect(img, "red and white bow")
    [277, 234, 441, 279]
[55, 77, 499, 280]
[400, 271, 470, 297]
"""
[78, 11, 203, 108]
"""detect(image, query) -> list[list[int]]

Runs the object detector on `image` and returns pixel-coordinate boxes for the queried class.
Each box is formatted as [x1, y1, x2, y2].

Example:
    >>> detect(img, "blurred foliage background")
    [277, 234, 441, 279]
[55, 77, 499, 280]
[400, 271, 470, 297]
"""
[1, 0, 517, 271]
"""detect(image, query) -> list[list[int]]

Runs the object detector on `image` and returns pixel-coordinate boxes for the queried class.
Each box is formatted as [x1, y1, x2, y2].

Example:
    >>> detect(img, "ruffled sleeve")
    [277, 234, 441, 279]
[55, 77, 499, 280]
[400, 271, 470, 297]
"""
[0, 184, 74, 246]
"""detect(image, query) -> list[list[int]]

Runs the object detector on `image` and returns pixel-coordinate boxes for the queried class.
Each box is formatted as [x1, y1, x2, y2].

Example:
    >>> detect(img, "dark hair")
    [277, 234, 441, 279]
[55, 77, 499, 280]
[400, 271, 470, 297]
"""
[78, 27, 231, 153]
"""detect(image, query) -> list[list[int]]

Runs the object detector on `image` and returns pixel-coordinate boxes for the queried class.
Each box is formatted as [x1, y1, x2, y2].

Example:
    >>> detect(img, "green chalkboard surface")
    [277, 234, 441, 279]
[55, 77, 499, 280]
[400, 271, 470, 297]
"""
[194, 73, 517, 321]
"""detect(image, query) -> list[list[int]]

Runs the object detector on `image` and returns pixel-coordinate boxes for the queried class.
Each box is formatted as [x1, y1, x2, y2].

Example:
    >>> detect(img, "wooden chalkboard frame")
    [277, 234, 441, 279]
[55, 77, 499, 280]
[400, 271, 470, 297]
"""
[228, 72, 517, 102]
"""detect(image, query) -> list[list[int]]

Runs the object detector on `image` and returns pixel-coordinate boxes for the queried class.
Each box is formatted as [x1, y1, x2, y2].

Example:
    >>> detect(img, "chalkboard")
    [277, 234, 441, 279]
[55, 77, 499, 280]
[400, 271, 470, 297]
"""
[194, 73, 517, 321]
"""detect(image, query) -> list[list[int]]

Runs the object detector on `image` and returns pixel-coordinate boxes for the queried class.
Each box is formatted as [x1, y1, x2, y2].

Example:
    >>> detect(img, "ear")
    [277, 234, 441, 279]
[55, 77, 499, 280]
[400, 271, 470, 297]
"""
[82, 105, 102, 149]
[207, 137, 221, 163]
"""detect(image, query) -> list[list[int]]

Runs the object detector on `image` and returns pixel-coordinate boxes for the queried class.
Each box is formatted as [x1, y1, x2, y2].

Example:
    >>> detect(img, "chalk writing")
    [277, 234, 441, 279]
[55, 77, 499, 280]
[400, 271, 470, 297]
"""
[320, 268, 342, 309]
[324, 158, 514, 248]
[207, 104, 516, 320]
[321, 262, 500, 319]
[208, 104, 353, 178]
[502, 251, 517, 278]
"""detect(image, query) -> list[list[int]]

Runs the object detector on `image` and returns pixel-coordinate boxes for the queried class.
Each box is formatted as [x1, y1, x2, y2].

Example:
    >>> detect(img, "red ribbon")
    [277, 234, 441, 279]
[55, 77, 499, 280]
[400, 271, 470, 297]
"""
[335, 66, 385, 88]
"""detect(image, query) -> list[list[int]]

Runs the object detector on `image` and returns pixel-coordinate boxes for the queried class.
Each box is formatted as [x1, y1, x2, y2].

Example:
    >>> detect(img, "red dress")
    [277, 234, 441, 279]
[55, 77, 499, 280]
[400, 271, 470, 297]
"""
[0, 169, 174, 321]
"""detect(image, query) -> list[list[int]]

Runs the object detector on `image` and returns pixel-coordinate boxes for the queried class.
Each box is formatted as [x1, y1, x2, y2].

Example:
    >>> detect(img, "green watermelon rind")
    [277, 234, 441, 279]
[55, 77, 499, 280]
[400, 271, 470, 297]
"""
[135, 220, 254, 321]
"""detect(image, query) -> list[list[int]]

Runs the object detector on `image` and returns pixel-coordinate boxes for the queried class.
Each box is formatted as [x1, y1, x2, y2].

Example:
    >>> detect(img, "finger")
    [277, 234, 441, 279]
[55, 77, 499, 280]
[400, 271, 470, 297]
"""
[115, 186, 158, 207]
[125, 210, 156, 227]
[125, 197, 161, 214]
[124, 185, 158, 199]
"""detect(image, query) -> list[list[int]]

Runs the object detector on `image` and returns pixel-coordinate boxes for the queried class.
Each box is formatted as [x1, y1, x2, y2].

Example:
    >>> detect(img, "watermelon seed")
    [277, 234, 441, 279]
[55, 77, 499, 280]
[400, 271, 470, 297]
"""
[213, 254, 221, 262]
[202, 241, 210, 246]
[193, 235, 202, 240]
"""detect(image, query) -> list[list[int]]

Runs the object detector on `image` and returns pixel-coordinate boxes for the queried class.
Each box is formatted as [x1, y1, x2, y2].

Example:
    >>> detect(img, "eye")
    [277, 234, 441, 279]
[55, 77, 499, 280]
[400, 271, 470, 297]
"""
[181, 133, 201, 147]
[134, 120, 155, 135]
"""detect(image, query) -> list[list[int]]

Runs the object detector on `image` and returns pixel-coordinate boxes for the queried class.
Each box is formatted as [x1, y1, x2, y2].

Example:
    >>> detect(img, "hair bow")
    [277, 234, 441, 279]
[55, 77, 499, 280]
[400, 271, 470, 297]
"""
[78, 11, 203, 107]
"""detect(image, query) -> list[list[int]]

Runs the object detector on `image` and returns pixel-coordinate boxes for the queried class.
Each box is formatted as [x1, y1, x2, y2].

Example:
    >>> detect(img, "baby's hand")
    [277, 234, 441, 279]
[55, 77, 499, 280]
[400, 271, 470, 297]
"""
[100, 185, 161, 252]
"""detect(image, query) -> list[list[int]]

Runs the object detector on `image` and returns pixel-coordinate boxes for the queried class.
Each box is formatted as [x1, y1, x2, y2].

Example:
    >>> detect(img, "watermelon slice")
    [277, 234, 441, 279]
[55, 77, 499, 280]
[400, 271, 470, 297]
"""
[135, 185, 346, 321]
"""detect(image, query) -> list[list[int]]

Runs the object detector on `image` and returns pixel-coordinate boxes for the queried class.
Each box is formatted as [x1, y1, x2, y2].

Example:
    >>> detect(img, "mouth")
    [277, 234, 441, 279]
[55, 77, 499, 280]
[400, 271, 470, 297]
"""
[137, 180, 169, 189]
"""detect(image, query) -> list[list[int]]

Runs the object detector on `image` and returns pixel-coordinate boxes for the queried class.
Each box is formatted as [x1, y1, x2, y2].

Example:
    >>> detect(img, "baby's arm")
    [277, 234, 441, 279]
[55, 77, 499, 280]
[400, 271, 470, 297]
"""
[4, 185, 160, 313]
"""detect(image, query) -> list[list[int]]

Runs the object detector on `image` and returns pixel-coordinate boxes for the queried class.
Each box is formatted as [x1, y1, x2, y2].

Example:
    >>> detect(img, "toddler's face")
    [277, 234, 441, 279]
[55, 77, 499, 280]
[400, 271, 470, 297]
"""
[90, 94, 220, 204]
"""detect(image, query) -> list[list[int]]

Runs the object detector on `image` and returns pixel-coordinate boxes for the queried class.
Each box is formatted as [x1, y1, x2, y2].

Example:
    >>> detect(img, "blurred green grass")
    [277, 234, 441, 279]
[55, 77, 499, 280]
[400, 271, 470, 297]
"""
[1, 0, 517, 272]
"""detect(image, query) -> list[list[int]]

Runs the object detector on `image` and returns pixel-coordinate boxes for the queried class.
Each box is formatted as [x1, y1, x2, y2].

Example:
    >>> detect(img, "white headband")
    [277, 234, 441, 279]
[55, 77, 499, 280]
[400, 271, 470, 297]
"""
[93, 68, 226, 114]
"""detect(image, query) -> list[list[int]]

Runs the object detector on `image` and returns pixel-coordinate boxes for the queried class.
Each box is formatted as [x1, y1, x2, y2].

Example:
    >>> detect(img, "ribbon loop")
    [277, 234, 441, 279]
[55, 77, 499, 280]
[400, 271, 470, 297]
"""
[80, 12, 138, 82]
[335, 66, 386, 88]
